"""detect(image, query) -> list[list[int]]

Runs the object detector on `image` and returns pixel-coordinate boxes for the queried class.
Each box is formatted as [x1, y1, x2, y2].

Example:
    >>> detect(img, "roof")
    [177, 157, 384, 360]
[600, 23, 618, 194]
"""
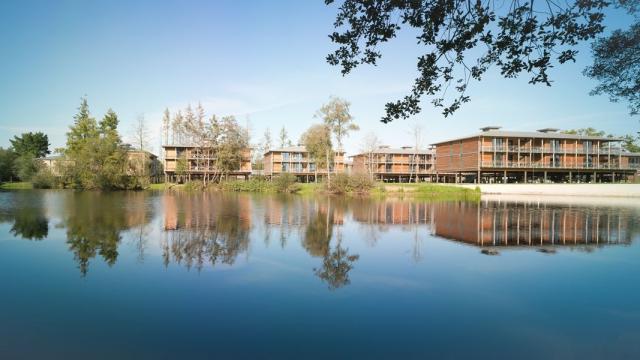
[351, 147, 434, 157]
[264, 146, 346, 156]
[431, 129, 623, 145]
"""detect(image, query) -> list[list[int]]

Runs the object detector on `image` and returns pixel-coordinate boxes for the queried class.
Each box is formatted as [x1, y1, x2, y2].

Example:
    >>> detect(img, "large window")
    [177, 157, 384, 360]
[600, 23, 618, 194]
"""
[492, 138, 503, 150]
[309, 163, 316, 171]
[550, 140, 560, 152]
[385, 163, 392, 172]
[583, 141, 592, 154]
[282, 163, 289, 172]
[282, 152, 290, 161]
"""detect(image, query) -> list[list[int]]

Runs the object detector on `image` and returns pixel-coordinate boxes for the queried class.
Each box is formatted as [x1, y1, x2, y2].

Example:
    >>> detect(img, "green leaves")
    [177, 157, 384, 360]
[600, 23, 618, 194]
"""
[10, 132, 50, 158]
[326, 0, 610, 121]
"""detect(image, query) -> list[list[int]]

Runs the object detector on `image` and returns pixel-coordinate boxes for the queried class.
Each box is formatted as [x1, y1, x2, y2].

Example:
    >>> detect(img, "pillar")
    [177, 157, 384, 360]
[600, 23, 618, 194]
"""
[503, 170, 507, 184]
[569, 171, 572, 183]
[524, 170, 527, 183]
[544, 171, 547, 182]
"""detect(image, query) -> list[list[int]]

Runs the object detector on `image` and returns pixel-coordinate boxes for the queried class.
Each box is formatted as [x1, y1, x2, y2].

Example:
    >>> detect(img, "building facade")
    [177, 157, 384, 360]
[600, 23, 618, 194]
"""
[433, 127, 636, 183]
[263, 146, 346, 182]
[163, 145, 252, 182]
[351, 146, 435, 182]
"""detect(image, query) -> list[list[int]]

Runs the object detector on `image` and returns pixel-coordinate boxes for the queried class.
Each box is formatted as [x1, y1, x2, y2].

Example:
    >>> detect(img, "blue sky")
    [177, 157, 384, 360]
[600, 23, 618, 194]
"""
[0, 0, 637, 155]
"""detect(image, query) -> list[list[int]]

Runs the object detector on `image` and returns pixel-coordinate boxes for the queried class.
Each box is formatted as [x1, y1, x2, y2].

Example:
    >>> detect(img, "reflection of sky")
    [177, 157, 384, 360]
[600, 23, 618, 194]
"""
[1, 191, 640, 357]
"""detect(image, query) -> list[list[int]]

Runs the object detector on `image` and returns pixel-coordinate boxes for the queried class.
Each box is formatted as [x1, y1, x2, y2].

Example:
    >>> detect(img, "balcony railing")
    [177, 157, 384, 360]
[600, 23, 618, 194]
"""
[482, 161, 631, 170]
[481, 146, 625, 154]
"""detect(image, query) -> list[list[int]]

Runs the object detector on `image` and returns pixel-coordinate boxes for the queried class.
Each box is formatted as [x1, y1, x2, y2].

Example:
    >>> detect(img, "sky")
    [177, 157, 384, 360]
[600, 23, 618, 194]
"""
[0, 0, 637, 156]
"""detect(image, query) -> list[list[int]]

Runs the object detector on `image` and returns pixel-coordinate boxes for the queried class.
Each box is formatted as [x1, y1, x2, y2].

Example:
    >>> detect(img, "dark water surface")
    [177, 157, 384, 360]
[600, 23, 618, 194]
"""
[1, 190, 639, 359]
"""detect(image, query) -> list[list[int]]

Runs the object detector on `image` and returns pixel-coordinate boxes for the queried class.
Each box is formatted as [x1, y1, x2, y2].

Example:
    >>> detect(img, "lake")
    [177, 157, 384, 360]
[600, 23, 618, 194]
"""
[0, 190, 639, 359]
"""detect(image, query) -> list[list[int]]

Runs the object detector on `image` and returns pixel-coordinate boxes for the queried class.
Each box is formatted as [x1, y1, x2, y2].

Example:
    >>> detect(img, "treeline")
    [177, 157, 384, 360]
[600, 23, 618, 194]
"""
[0, 98, 158, 190]
[0, 132, 53, 187]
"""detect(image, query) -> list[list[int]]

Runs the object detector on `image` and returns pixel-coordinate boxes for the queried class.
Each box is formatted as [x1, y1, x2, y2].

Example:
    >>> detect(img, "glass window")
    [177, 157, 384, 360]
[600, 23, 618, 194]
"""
[282, 152, 290, 161]
[282, 163, 289, 172]
[583, 141, 592, 153]
[309, 163, 316, 171]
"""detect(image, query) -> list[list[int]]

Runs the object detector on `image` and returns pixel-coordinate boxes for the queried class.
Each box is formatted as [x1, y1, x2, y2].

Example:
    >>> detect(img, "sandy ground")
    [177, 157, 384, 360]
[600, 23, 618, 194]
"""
[456, 183, 640, 198]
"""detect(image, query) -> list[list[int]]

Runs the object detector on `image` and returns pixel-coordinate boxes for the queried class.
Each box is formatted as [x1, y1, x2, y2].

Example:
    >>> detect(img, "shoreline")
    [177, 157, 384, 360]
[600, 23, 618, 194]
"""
[455, 183, 640, 198]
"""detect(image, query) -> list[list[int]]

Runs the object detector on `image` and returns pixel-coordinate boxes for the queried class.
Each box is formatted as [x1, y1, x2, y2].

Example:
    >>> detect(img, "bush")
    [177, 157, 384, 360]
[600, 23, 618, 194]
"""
[325, 173, 374, 194]
[31, 168, 56, 189]
[219, 178, 273, 192]
[273, 173, 300, 193]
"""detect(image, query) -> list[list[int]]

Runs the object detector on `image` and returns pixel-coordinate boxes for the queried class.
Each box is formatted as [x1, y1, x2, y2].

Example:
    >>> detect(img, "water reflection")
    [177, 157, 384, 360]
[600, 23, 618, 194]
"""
[1, 191, 639, 280]
[161, 192, 251, 270]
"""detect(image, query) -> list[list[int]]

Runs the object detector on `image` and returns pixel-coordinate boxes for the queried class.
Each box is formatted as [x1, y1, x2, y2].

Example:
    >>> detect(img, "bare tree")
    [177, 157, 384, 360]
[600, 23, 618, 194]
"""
[360, 132, 380, 180]
[316, 96, 359, 150]
[408, 123, 423, 183]
[131, 114, 151, 151]
[162, 108, 171, 146]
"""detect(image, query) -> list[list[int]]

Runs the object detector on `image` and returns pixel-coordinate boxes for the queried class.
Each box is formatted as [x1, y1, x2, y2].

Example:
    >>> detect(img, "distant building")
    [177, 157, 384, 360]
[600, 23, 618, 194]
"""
[432, 127, 636, 183]
[162, 145, 252, 182]
[40, 150, 161, 181]
[263, 146, 346, 182]
[350, 146, 435, 182]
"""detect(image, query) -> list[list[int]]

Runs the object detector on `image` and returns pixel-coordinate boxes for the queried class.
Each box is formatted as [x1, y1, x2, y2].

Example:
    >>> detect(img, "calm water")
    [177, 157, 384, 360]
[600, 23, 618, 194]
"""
[1, 190, 639, 359]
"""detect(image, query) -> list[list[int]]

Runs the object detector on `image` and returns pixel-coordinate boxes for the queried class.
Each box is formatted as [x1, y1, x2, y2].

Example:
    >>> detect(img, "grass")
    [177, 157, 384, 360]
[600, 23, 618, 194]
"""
[0, 182, 33, 190]
[147, 183, 169, 190]
[382, 183, 481, 201]
[297, 183, 321, 195]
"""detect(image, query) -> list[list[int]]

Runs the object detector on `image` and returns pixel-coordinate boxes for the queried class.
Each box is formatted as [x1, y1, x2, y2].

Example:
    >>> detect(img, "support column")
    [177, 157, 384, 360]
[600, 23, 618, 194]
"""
[544, 171, 547, 182]
[524, 170, 527, 183]
[503, 170, 507, 184]
[569, 171, 572, 183]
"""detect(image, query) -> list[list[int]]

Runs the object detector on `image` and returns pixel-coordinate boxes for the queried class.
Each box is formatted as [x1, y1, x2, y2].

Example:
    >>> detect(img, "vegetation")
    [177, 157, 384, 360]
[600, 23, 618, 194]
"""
[325, 173, 374, 194]
[10, 132, 50, 158]
[162, 103, 250, 185]
[0, 182, 32, 190]
[278, 126, 293, 147]
[316, 96, 359, 150]
[59, 99, 132, 190]
[325, 0, 632, 121]
[562, 128, 640, 152]
[301, 124, 333, 183]
[271, 173, 301, 193]
[383, 183, 481, 201]
[584, 2, 639, 115]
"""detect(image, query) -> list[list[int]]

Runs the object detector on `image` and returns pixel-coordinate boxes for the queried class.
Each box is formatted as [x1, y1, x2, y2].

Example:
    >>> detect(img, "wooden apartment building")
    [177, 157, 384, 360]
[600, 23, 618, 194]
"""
[263, 146, 346, 182]
[433, 127, 636, 183]
[163, 145, 252, 182]
[351, 146, 435, 182]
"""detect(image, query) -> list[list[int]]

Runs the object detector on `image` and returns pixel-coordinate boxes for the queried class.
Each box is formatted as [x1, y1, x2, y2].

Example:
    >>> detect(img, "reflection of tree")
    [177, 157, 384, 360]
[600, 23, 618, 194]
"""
[302, 198, 359, 290]
[62, 192, 153, 276]
[314, 244, 359, 290]
[0, 192, 49, 240]
[162, 194, 251, 271]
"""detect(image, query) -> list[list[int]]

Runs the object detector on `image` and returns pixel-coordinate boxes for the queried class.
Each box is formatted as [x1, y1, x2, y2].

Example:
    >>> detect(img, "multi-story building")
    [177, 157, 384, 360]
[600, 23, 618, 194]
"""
[163, 145, 252, 182]
[350, 146, 435, 182]
[263, 146, 346, 182]
[432, 127, 635, 183]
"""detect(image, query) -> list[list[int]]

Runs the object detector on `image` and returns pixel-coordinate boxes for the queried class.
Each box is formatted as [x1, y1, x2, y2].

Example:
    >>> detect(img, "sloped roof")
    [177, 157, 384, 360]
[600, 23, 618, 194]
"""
[351, 147, 434, 157]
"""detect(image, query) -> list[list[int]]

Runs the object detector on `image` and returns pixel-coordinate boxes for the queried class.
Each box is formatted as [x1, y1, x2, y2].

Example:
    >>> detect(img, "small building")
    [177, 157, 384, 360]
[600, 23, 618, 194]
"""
[126, 150, 163, 183]
[350, 146, 435, 182]
[263, 146, 346, 182]
[162, 145, 252, 182]
[432, 127, 636, 183]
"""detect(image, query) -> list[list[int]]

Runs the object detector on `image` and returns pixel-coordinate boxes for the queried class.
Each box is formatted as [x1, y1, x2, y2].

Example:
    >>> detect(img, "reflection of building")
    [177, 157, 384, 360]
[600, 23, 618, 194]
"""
[351, 146, 435, 182]
[432, 202, 634, 247]
[263, 197, 344, 226]
[263, 146, 346, 182]
[432, 127, 636, 183]
[163, 193, 252, 231]
[351, 200, 432, 225]
[162, 145, 252, 182]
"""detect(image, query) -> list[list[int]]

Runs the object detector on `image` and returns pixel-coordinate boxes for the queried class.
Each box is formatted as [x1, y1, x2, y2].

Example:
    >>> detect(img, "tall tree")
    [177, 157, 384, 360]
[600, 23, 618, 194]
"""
[408, 123, 423, 183]
[301, 124, 333, 183]
[131, 114, 151, 151]
[326, 0, 612, 121]
[360, 132, 380, 180]
[279, 126, 292, 148]
[10, 132, 50, 158]
[162, 108, 171, 146]
[584, 2, 639, 116]
[316, 97, 359, 150]
[0, 147, 17, 182]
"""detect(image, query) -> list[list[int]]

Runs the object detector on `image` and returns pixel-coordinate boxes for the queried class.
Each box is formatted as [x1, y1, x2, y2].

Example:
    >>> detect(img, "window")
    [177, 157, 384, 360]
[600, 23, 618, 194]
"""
[583, 141, 592, 154]
[585, 155, 593, 167]
[282, 152, 290, 161]
[553, 154, 561, 167]
[495, 153, 503, 166]
[385, 154, 393, 163]
[550, 140, 560, 152]
[492, 138, 503, 150]
[282, 163, 289, 172]
[292, 153, 302, 161]
[385, 163, 392, 172]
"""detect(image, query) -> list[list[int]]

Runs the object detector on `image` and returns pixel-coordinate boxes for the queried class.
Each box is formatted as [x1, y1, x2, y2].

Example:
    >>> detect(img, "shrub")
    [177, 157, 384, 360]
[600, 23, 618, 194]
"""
[31, 168, 56, 189]
[219, 178, 273, 192]
[325, 173, 374, 194]
[273, 173, 300, 193]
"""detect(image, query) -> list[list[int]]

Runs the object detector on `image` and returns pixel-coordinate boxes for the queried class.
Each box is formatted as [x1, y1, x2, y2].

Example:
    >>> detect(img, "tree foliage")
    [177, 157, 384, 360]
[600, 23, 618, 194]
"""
[0, 147, 17, 182]
[316, 96, 359, 149]
[301, 124, 333, 180]
[279, 126, 292, 148]
[326, 0, 610, 121]
[584, 12, 639, 115]
[61, 98, 130, 190]
[10, 132, 50, 158]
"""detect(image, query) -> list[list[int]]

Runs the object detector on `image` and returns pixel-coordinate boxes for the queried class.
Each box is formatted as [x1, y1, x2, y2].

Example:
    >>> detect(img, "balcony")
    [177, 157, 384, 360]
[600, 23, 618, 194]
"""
[482, 161, 631, 170]
[480, 146, 624, 155]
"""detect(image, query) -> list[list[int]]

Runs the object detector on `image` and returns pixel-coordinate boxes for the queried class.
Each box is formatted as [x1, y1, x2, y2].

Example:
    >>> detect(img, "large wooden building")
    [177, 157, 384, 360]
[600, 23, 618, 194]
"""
[162, 145, 252, 182]
[263, 146, 346, 182]
[350, 146, 435, 182]
[432, 127, 636, 183]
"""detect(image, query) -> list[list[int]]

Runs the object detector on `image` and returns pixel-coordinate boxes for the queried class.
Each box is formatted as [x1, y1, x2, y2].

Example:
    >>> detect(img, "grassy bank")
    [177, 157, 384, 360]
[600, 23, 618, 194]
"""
[0, 182, 33, 190]
[381, 183, 481, 201]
